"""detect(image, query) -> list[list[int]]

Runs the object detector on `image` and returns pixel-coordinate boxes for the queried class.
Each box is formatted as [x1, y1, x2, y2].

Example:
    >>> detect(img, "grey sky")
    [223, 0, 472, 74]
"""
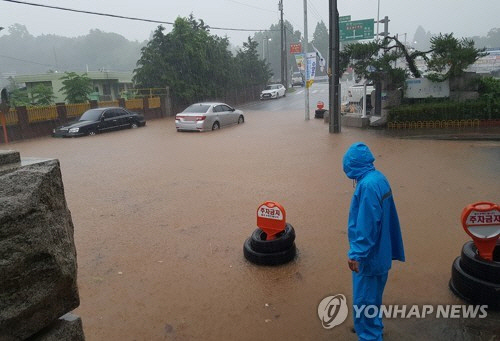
[1, 0, 499, 46]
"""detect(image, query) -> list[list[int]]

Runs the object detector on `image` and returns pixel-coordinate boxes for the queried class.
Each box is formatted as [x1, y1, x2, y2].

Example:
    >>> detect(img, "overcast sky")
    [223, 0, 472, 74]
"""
[1, 0, 499, 46]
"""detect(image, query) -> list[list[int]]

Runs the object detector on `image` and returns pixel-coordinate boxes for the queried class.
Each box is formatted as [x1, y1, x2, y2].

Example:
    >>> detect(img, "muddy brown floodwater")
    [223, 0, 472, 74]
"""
[7, 108, 500, 340]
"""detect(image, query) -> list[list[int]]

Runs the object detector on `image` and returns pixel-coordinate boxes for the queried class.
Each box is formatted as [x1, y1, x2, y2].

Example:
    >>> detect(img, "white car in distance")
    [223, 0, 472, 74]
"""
[260, 84, 286, 100]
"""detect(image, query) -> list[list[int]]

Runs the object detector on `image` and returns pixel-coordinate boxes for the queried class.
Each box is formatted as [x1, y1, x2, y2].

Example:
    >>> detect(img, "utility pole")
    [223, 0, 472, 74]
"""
[376, 0, 380, 41]
[303, 0, 309, 120]
[329, 0, 340, 133]
[279, 0, 285, 87]
[374, 15, 389, 116]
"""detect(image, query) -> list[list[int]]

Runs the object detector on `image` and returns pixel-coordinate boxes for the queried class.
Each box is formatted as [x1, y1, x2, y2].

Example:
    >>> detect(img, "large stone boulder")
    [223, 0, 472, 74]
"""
[27, 314, 84, 341]
[0, 154, 79, 340]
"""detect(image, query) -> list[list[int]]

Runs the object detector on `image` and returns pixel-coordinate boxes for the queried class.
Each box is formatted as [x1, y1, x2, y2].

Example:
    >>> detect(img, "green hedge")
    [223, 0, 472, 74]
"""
[388, 99, 500, 122]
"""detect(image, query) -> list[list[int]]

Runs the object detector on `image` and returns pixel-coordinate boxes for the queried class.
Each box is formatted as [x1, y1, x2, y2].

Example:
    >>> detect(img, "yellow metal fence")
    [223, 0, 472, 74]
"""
[148, 97, 161, 109]
[98, 100, 119, 108]
[125, 99, 143, 110]
[3, 97, 161, 125]
[388, 120, 480, 129]
[3, 108, 19, 125]
[66, 103, 91, 118]
[27, 106, 58, 123]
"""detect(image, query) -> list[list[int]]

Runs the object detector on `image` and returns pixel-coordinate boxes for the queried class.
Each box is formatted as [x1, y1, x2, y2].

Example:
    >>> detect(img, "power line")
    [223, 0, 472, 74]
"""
[0, 53, 55, 67]
[224, 0, 277, 14]
[1, 0, 278, 33]
[307, 0, 326, 24]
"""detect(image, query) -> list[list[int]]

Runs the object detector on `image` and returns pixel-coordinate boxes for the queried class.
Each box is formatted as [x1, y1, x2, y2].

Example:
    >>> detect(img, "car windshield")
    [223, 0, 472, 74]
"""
[265, 85, 279, 90]
[293, 73, 302, 78]
[183, 104, 211, 113]
[79, 109, 103, 121]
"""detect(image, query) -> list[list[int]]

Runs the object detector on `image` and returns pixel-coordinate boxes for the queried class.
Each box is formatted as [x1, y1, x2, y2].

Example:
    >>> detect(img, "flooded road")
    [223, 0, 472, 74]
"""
[7, 89, 500, 340]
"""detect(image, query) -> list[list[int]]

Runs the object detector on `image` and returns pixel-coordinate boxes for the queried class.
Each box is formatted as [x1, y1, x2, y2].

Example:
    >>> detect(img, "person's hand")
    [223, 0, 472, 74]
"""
[348, 259, 359, 273]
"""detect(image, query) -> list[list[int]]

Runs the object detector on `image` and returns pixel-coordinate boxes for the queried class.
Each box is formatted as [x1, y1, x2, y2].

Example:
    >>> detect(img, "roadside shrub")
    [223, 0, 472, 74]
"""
[388, 99, 500, 122]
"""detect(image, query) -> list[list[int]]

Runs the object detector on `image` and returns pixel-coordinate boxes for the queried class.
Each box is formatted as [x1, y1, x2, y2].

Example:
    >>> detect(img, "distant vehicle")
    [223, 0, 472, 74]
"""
[291, 72, 304, 87]
[260, 84, 286, 100]
[347, 84, 375, 104]
[175, 102, 244, 132]
[52, 107, 145, 137]
[343, 84, 375, 113]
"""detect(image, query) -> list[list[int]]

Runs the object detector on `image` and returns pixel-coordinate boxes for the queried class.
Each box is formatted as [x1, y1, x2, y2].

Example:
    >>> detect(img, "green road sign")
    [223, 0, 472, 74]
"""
[340, 19, 374, 42]
[339, 15, 351, 23]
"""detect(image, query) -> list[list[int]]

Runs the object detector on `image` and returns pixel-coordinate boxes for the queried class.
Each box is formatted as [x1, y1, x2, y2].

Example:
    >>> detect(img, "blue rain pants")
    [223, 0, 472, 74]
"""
[352, 272, 388, 341]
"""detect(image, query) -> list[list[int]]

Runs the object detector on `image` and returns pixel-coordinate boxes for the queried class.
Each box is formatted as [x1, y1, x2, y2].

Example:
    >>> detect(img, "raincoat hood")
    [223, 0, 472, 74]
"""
[343, 142, 376, 180]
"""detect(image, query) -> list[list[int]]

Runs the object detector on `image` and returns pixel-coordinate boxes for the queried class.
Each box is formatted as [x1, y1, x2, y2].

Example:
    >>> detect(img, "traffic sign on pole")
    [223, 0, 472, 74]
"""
[339, 19, 375, 42]
[339, 15, 351, 23]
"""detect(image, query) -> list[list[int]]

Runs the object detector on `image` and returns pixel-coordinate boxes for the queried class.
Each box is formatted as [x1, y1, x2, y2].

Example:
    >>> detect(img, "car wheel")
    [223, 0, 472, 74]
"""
[243, 238, 296, 266]
[212, 122, 220, 130]
[250, 223, 295, 253]
[460, 240, 500, 284]
[88, 130, 97, 136]
[449, 257, 500, 309]
[130, 122, 139, 129]
[238, 115, 244, 124]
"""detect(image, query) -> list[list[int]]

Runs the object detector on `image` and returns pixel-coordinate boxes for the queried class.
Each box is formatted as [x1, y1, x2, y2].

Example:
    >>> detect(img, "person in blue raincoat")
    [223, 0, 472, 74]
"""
[342, 142, 405, 341]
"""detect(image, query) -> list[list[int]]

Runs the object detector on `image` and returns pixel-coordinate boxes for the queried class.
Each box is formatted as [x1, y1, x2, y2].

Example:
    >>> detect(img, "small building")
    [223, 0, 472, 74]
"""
[13, 71, 134, 103]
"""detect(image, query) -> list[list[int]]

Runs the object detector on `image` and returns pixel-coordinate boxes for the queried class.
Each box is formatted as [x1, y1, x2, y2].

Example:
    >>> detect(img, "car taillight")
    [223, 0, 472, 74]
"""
[175, 115, 183, 120]
[196, 116, 206, 121]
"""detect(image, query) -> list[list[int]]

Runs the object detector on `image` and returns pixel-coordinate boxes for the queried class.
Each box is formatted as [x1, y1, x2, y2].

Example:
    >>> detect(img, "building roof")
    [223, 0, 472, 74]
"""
[14, 71, 133, 84]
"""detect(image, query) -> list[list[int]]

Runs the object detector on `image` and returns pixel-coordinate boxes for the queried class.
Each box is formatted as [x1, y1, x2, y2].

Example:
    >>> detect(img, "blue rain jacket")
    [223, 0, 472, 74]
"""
[343, 142, 405, 275]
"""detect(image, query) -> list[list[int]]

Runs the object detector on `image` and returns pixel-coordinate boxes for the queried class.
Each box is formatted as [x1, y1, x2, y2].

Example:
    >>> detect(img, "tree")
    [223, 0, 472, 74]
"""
[412, 26, 432, 51]
[234, 37, 272, 87]
[340, 33, 485, 89]
[0, 24, 145, 75]
[134, 16, 272, 104]
[30, 84, 55, 105]
[340, 39, 407, 90]
[60, 72, 93, 103]
[426, 33, 486, 82]
[252, 20, 301, 81]
[311, 21, 328, 73]
[6, 78, 30, 107]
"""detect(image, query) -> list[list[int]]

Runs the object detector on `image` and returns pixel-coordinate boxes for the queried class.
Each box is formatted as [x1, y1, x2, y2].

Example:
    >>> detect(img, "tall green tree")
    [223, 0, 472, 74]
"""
[253, 20, 301, 81]
[426, 33, 486, 82]
[311, 22, 328, 54]
[134, 16, 271, 104]
[234, 37, 272, 87]
[311, 21, 329, 75]
[59, 72, 93, 103]
[30, 84, 55, 105]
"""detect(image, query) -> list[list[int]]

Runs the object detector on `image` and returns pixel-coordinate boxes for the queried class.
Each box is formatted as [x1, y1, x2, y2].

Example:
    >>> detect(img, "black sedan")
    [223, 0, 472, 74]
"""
[52, 107, 146, 137]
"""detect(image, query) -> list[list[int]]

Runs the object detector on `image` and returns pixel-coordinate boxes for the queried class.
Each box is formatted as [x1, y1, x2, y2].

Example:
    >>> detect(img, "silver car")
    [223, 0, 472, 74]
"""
[175, 102, 245, 132]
